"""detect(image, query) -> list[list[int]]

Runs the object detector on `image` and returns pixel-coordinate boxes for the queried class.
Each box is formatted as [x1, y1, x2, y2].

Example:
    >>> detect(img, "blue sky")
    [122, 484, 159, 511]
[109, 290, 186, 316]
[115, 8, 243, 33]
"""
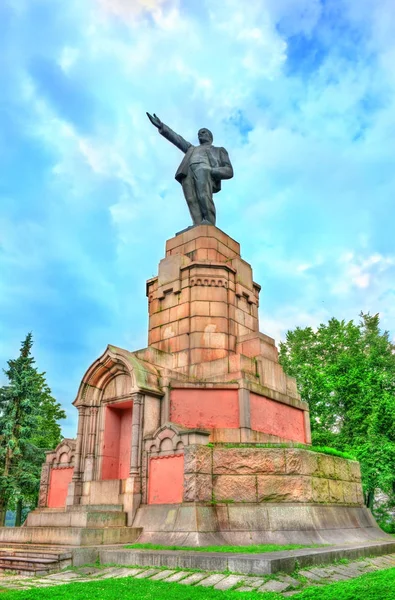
[1, 0, 395, 438]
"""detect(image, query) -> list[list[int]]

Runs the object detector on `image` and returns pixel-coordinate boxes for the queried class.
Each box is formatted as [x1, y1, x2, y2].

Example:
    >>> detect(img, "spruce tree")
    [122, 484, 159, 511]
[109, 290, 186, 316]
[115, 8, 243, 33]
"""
[0, 334, 65, 526]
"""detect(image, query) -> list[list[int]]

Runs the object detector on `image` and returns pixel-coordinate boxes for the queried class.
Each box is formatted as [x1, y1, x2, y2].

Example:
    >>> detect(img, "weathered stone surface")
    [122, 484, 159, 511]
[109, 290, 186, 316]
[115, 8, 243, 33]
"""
[356, 483, 365, 505]
[214, 575, 244, 590]
[312, 477, 330, 503]
[259, 580, 290, 592]
[214, 475, 257, 502]
[234, 577, 262, 588]
[164, 571, 190, 582]
[317, 454, 336, 479]
[297, 570, 323, 581]
[342, 481, 358, 505]
[150, 570, 174, 581]
[135, 569, 160, 579]
[184, 474, 212, 502]
[349, 461, 362, 482]
[179, 573, 209, 585]
[333, 457, 351, 481]
[329, 479, 344, 503]
[197, 574, 227, 587]
[184, 444, 212, 474]
[285, 450, 319, 476]
[257, 475, 313, 503]
[213, 448, 285, 475]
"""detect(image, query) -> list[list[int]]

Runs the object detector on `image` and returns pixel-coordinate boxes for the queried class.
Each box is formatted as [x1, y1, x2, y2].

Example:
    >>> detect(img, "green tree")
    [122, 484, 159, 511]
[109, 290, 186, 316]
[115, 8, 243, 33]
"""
[0, 334, 65, 526]
[279, 313, 395, 509]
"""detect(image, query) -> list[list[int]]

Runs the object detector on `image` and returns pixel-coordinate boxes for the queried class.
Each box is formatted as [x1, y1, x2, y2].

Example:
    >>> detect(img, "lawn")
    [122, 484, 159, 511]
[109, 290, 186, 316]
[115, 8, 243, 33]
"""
[124, 543, 325, 553]
[1, 567, 394, 600]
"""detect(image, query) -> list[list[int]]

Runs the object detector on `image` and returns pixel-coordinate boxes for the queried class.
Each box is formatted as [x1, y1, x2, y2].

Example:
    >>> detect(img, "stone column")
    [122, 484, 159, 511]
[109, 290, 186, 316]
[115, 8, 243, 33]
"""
[87, 406, 99, 456]
[238, 386, 251, 442]
[304, 410, 312, 445]
[38, 464, 51, 508]
[72, 406, 86, 481]
[84, 406, 99, 482]
[67, 406, 86, 506]
[124, 392, 144, 525]
[130, 393, 144, 476]
[160, 378, 171, 425]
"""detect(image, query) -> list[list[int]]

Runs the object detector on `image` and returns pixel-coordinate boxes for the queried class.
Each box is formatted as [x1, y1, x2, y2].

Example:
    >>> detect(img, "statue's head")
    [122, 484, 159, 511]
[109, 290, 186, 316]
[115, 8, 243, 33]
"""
[198, 128, 213, 145]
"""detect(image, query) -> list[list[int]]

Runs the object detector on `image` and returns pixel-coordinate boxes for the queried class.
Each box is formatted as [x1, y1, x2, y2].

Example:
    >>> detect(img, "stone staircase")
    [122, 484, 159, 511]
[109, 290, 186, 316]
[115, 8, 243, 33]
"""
[0, 545, 72, 576]
[0, 505, 142, 551]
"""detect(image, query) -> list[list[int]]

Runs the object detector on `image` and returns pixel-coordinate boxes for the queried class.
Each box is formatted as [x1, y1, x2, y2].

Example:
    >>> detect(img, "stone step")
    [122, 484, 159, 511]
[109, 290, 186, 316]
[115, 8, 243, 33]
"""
[68, 504, 124, 512]
[26, 509, 126, 528]
[0, 526, 143, 546]
[0, 543, 71, 553]
[0, 549, 72, 560]
[0, 552, 72, 575]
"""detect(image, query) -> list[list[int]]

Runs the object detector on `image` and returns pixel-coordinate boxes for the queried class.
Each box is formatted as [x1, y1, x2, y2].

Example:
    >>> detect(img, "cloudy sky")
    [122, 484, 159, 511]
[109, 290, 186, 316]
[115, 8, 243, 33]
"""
[1, 0, 395, 437]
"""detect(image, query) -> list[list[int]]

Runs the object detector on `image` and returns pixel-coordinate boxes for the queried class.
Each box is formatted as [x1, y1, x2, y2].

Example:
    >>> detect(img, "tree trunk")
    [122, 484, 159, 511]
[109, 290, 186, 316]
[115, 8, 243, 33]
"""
[0, 446, 12, 526]
[15, 499, 23, 527]
[366, 489, 375, 510]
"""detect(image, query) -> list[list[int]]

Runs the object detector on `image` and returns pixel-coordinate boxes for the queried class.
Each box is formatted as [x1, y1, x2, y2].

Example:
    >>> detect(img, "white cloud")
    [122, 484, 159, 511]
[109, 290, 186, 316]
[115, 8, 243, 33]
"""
[58, 47, 80, 73]
[95, 0, 173, 21]
[3, 0, 395, 434]
[333, 252, 395, 294]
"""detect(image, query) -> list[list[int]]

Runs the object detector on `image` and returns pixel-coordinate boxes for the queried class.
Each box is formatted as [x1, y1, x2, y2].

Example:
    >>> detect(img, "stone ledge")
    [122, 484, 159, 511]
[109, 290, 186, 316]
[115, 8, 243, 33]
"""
[97, 540, 395, 575]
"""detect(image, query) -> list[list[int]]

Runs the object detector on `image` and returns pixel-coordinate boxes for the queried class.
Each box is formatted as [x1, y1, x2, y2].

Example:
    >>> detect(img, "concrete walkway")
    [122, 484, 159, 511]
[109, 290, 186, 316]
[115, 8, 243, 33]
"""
[0, 553, 394, 595]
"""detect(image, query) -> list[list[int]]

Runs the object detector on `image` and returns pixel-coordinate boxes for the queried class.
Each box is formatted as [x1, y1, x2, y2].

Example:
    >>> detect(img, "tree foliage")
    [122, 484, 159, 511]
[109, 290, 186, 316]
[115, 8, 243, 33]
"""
[0, 333, 65, 525]
[279, 312, 395, 507]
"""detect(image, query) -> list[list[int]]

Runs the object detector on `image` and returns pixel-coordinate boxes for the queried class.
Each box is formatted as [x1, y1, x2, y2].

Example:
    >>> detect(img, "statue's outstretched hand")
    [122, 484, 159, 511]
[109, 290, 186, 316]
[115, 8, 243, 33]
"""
[146, 112, 162, 129]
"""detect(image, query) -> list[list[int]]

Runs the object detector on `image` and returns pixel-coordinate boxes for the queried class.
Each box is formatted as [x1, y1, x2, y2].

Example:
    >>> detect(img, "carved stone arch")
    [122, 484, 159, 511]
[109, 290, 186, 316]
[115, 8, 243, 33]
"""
[73, 345, 162, 408]
[51, 438, 76, 467]
[145, 423, 186, 455]
[102, 373, 133, 401]
[73, 346, 138, 408]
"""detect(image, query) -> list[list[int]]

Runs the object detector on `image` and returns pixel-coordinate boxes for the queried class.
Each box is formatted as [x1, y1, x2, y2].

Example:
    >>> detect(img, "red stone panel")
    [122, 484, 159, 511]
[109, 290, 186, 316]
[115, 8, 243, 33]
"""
[148, 455, 184, 504]
[250, 394, 306, 443]
[170, 389, 239, 429]
[47, 467, 74, 508]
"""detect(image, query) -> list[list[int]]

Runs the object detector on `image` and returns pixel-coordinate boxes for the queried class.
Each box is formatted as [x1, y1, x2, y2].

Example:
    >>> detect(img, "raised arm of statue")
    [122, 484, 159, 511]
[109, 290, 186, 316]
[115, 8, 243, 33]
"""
[146, 112, 192, 154]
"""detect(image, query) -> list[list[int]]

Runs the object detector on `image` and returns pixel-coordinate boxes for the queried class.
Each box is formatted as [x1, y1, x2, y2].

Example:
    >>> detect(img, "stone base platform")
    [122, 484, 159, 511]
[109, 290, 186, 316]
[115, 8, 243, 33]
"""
[26, 507, 127, 528]
[133, 503, 392, 547]
[0, 504, 142, 547]
[96, 540, 395, 575]
[0, 525, 142, 546]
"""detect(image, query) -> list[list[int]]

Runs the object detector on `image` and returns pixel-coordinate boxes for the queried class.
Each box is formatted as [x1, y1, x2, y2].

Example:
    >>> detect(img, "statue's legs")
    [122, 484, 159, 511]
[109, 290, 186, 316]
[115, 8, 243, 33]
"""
[182, 174, 203, 225]
[182, 165, 216, 226]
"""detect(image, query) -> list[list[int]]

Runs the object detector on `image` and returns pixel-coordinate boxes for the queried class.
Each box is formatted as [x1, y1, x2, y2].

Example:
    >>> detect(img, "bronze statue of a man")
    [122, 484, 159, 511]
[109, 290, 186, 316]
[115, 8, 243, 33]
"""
[147, 113, 233, 226]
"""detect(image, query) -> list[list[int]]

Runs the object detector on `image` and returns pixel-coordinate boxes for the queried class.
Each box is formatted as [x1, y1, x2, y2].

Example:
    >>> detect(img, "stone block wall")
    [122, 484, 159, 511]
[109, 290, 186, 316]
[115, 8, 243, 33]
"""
[183, 446, 364, 506]
[146, 226, 260, 366]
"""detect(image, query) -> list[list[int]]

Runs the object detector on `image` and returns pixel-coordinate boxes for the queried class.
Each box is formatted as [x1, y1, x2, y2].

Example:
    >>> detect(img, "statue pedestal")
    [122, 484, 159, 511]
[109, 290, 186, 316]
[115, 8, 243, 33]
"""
[13, 225, 388, 548]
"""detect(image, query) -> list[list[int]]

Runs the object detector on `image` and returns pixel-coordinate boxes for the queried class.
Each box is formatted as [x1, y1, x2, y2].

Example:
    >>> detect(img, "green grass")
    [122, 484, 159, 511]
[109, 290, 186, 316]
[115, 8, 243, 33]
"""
[123, 542, 324, 553]
[208, 442, 356, 460]
[0, 567, 394, 599]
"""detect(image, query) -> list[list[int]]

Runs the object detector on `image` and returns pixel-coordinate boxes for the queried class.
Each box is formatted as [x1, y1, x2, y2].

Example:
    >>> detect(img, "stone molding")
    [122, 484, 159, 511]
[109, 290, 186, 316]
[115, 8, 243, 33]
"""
[45, 438, 76, 467]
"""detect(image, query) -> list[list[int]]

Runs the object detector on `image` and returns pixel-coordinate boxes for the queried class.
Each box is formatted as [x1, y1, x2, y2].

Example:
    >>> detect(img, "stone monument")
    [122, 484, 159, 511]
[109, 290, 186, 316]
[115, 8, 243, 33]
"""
[0, 118, 389, 548]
